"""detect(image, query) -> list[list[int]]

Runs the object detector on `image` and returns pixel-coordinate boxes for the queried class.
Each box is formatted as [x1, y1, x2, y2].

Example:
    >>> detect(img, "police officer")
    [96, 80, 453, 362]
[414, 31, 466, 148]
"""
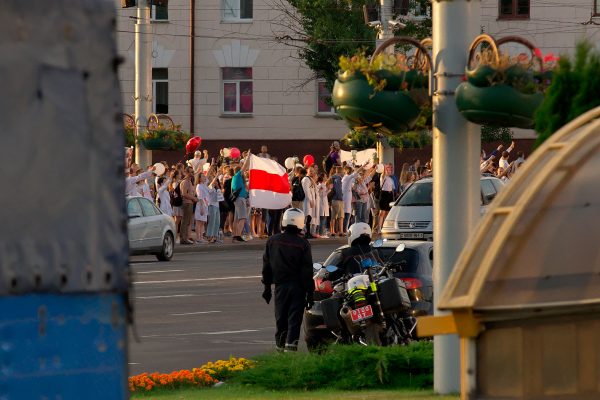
[262, 208, 314, 352]
[337, 222, 375, 276]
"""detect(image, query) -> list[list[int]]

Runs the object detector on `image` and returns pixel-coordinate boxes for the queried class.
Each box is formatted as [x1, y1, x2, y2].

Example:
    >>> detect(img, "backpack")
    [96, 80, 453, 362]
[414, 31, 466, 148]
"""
[291, 177, 305, 202]
[171, 182, 183, 207]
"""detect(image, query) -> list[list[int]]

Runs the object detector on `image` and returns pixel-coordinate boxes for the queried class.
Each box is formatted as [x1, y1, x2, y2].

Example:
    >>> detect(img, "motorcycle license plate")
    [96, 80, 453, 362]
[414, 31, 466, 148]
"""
[350, 305, 374, 323]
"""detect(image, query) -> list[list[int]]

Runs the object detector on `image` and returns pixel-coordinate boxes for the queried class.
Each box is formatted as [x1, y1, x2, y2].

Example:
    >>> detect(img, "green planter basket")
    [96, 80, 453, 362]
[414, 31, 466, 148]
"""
[332, 37, 432, 135]
[333, 71, 422, 134]
[456, 34, 546, 129]
[138, 137, 175, 151]
[456, 82, 544, 129]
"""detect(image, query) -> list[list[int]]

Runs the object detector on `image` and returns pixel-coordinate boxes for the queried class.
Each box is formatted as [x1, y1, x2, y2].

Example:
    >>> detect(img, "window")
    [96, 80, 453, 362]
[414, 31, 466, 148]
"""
[223, 0, 253, 21]
[127, 199, 143, 218]
[151, 4, 168, 21]
[152, 68, 168, 114]
[222, 67, 253, 114]
[139, 198, 160, 217]
[595, 0, 600, 16]
[317, 80, 335, 115]
[499, 0, 529, 19]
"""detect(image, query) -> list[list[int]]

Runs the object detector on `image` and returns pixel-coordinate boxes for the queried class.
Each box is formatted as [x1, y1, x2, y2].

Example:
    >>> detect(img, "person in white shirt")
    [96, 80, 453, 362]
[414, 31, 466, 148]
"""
[187, 150, 206, 175]
[341, 165, 362, 232]
[302, 167, 318, 238]
[140, 179, 153, 201]
[206, 173, 222, 243]
[316, 174, 330, 238]
[498, 141, 515, 171]
[194, 173, 210, 244]
[125, 165, 155, 197]
[354, 166, 376, 224]
[156, 176, 173, 217]
[378, 164, 396, 232]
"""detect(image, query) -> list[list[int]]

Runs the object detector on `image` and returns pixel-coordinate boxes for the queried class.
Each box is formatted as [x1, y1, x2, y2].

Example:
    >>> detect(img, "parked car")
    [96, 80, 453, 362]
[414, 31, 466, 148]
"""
[320, 240, 434, 316]
[127, 196, 176, 261]
[381, 175, 505, 240]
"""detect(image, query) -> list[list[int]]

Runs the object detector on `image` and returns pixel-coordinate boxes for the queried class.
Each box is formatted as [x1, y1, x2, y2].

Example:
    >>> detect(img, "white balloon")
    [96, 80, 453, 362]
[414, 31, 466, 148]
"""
[153, 162, 166, 176]
[376, 163, 385, 174]
[223, 148, 231, 157]
[284, 157, 295, 169]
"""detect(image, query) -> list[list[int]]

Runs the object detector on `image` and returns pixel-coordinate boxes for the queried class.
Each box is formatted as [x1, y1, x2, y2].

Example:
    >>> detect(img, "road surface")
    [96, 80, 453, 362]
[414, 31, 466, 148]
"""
[128, 243, 339, 375]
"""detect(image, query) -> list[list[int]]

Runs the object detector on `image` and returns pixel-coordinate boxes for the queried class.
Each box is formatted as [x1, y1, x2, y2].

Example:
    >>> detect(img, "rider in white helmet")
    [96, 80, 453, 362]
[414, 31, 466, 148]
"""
[262, 208, 313, 352]
[335, 222, 375, 276]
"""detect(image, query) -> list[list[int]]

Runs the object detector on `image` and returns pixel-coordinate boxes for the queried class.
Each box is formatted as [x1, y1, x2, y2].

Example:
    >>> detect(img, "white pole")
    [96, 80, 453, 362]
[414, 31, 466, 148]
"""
[135, 0, 153, 167]
[376, 0, 395, 166]
[432, 0, 481, 394]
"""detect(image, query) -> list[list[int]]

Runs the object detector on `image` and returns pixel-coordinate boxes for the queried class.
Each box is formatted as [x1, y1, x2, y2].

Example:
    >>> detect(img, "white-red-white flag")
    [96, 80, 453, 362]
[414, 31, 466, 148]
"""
[248, 154, 291, 209]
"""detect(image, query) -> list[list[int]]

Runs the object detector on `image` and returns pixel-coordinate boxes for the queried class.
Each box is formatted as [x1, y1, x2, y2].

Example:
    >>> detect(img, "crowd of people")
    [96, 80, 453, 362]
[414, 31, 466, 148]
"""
[125, 139, 526, 245]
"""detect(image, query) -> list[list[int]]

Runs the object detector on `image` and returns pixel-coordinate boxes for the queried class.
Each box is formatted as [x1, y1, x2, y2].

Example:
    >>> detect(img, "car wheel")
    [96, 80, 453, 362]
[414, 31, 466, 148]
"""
[156, 232, 174, 261]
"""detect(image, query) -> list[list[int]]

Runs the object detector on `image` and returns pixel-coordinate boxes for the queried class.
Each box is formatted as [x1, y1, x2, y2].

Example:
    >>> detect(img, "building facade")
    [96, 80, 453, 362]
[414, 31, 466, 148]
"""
[116, 0, 347, 162]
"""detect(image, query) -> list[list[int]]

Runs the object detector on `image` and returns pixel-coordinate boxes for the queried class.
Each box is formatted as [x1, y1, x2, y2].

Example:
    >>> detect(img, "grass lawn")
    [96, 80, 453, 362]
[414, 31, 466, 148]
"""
[131, 385, 459, 400]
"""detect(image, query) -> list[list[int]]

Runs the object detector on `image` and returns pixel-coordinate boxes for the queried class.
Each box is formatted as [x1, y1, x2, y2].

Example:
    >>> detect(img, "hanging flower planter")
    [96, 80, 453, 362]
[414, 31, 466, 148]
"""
[332, 37, 432, 135]
[137, 114, 192, 151]
[456, 34, 554, 129]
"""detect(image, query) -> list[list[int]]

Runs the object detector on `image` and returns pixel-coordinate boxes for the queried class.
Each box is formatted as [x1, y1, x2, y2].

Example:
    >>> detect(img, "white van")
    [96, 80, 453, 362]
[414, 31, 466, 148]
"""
[381, 176, 505, 241]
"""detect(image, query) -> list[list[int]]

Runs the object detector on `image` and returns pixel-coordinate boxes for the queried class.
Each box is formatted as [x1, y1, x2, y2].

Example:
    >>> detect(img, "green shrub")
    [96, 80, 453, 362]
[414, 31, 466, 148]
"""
[534, 42, 600, 147]
[480, 125, 512, 143]
[232, 342, 433, 391]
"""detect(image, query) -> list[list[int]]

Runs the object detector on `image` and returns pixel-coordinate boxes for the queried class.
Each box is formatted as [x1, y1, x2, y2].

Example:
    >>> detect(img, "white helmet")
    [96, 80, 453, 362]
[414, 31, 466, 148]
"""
[348, 222, 372, 246]
[282, 208, 305, 230]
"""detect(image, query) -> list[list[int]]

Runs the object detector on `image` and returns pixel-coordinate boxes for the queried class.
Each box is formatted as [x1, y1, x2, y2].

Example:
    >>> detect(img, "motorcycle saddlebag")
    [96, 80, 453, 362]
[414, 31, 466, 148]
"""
[378, 278, 411, 313]
[320, 297, 343, 330]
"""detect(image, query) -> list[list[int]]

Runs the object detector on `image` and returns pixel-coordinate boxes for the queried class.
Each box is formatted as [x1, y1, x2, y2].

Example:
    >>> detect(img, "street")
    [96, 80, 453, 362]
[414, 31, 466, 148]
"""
[128, 243, 340, 375]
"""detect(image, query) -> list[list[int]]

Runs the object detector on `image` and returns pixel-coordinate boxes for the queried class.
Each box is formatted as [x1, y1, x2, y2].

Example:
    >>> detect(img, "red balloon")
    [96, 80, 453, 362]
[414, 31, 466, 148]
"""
[185, 136, 201, 154]
[303, 154, 315, 167]
[230, 147, 241, 159]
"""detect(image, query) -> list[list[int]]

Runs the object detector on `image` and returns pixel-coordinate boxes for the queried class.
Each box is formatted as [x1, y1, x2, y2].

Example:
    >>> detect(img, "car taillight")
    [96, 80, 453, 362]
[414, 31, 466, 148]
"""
[314, 278, 333, 293]
[400, 278, 422, 290]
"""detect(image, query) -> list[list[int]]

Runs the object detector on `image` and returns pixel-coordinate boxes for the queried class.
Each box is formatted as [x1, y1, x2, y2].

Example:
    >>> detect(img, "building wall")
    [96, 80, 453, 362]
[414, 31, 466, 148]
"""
[115, 0, 348, 143]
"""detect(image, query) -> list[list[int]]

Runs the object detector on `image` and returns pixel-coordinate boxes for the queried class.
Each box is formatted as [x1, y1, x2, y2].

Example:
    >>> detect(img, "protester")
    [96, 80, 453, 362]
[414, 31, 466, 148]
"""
[378, 164, 395, 233]
[126, 165, 155, 197]
[261, 208, 313, 352]
[291, 167, 306, 210]
[324, 141, 342, 175]
[187, 150, 205, 174]
[317, 173, 330, 238]
[179, 167, 197, 245]
[329, 166, 344, 236]
[257, 145, 271, 159]
[194, 173, 209, 244]
[231, 151, 251, 242]
[156, 176, 173, 217]
[206, 172, 221, 243]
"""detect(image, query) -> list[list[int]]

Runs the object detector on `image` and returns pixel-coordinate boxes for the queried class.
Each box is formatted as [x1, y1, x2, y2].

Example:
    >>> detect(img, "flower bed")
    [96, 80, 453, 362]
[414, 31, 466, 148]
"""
[128, 357, 255, 393]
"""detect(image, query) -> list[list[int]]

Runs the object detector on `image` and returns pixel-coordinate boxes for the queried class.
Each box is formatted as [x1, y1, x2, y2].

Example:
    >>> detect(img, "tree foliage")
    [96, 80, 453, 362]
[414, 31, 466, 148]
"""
[480, 125, 513, 143]
[272, 0, 432, 91]
[534, 42, 600, 147]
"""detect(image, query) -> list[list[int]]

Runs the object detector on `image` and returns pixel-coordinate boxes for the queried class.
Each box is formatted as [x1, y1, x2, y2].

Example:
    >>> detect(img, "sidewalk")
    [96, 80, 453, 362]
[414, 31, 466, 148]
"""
[175, 236, 347, 253]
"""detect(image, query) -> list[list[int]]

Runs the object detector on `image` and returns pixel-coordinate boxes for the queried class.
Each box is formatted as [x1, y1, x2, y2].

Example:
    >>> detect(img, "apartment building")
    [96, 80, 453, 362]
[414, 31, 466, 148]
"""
[116, 0, 347, 160]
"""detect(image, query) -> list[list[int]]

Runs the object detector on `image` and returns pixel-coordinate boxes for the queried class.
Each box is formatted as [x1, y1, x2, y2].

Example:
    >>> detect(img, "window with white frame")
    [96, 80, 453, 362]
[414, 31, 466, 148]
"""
[152, 68, 169, 114]
[222, 68, 253, 114]
[151, 4, 168, 21]
[316, 79, 335, 115]
[222, 0, 253, 21]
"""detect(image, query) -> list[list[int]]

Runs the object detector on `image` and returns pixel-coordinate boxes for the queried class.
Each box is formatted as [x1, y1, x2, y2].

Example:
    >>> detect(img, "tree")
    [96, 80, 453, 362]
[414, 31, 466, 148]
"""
[271, 0, 432, 91]
[480, 125, 513, 143]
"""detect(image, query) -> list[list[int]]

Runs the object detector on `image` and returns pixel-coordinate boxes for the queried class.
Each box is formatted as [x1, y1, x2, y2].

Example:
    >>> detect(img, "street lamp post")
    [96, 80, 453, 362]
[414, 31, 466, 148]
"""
[376, 0, 395, 166]
[135, 0, 153, 167]
[431, 0, 481, 394]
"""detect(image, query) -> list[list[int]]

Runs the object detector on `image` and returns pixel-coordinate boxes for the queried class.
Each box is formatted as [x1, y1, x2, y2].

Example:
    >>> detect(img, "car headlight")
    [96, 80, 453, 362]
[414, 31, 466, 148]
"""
[383, 220, 395, 229]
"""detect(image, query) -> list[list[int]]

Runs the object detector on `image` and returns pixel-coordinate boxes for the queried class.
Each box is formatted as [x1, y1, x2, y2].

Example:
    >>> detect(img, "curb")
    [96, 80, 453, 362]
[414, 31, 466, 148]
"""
[175, 237, 347, 253]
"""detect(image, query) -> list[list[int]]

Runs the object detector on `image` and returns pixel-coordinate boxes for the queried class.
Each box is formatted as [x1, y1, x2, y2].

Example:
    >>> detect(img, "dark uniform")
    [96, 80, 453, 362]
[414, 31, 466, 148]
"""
[262, 230, 313, 351]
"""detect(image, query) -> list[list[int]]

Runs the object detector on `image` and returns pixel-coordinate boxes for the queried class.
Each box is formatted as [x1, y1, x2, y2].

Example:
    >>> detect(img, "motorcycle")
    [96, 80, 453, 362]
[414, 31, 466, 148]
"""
[303, 241, 415, 350]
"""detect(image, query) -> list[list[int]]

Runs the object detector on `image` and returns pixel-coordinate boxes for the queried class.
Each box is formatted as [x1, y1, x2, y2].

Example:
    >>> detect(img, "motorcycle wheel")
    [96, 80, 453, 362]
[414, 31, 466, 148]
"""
[363, 323, 382, 346]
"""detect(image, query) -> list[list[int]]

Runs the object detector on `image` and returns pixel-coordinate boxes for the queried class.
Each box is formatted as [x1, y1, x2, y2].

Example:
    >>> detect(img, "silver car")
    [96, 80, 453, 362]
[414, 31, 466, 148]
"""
[381, 175, 505, 241]
[127, 196, 176, 261]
